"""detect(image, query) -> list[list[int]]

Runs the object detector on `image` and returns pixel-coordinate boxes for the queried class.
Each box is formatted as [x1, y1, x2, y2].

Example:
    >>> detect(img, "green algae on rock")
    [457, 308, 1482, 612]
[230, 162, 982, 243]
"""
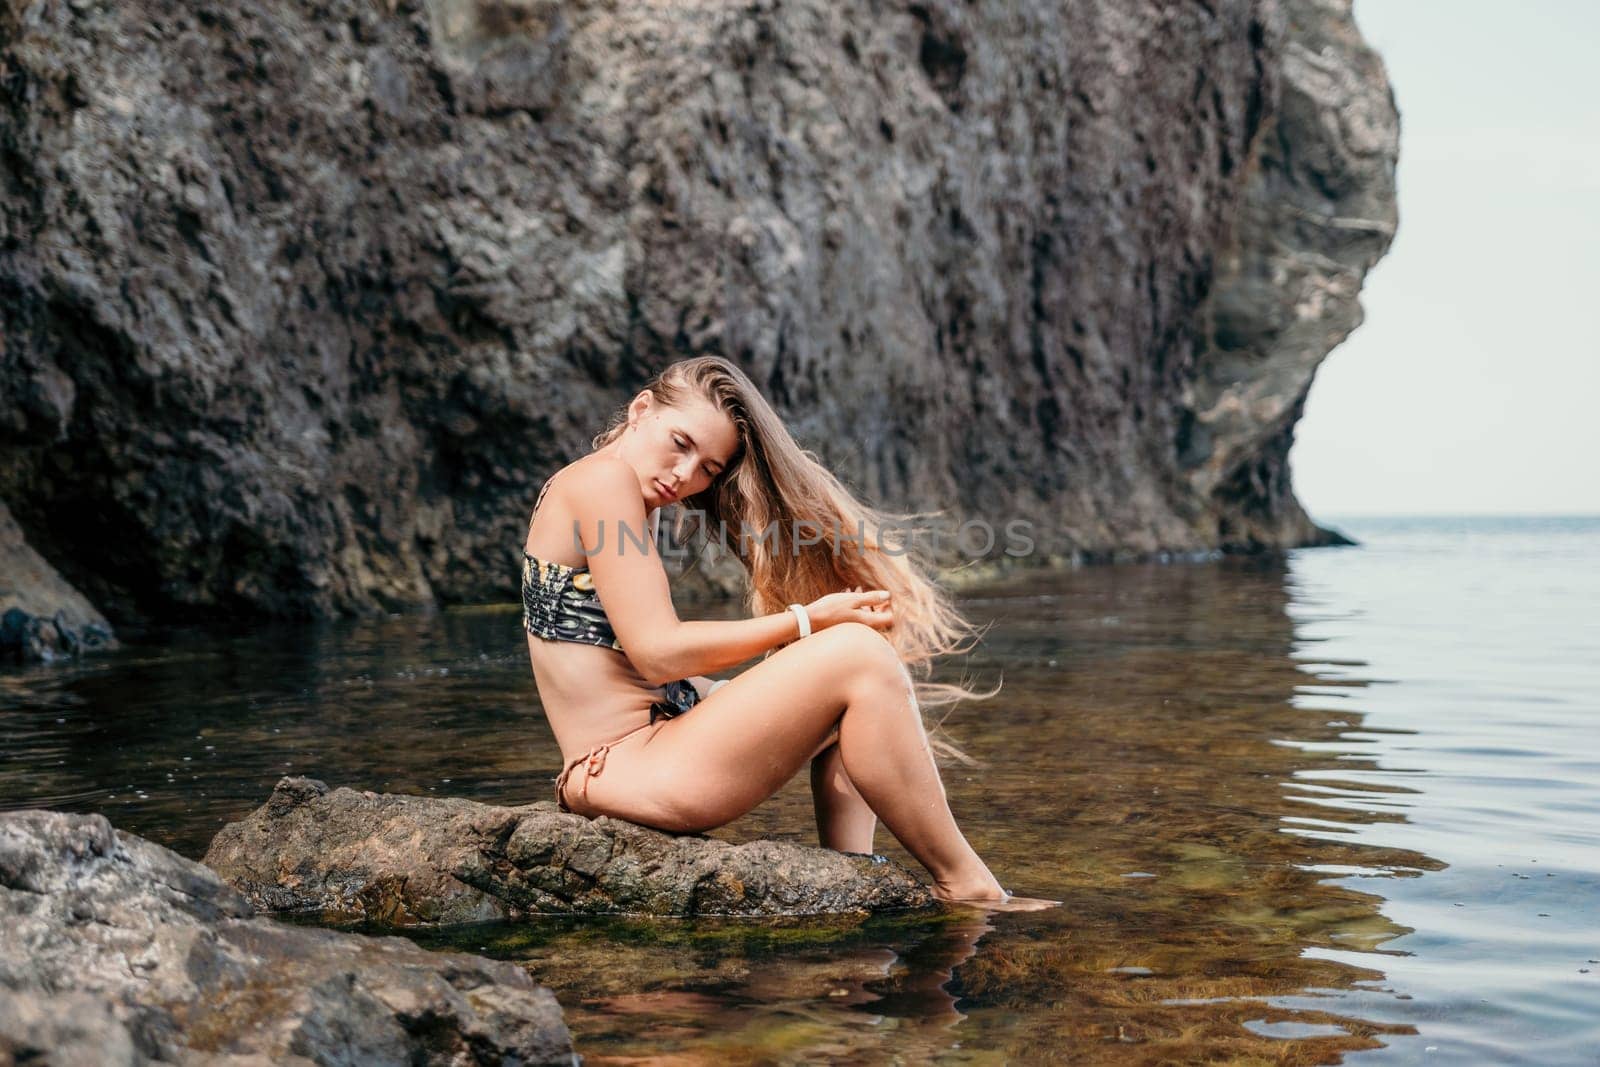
[204, 776, 936, 921]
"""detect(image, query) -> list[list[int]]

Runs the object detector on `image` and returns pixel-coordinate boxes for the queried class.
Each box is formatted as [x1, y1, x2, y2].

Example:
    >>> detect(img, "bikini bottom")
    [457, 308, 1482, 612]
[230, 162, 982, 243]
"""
[554, 677, 729, 812]
[648, 678, 704, 722]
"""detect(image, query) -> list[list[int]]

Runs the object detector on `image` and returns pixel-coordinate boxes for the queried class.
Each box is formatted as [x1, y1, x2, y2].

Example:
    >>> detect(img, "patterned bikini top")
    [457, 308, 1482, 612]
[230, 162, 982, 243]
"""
[521, 553, 623, 650]
[521, 476, 701, 721]
[519, 475, 659, 653]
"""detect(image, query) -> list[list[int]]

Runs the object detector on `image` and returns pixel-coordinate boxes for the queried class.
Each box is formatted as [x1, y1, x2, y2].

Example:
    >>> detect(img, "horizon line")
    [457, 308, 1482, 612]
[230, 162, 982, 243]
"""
[1312, 510, 1600, 520]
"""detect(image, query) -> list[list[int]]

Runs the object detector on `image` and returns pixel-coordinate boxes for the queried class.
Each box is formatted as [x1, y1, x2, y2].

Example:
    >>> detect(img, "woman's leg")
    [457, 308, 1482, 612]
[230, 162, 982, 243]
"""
[811, 742, 877, 854]
[696, 674, 876, 852]
[577, 622, 1004, 900]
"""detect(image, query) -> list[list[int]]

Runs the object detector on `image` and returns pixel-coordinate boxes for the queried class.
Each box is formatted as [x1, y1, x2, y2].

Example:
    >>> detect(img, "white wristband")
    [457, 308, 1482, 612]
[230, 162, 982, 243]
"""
[787, 603, 812, 639]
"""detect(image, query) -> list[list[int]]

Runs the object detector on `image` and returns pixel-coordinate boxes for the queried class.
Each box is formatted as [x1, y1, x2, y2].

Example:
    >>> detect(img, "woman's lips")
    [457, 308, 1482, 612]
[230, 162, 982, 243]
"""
[654, 480, 677, 502]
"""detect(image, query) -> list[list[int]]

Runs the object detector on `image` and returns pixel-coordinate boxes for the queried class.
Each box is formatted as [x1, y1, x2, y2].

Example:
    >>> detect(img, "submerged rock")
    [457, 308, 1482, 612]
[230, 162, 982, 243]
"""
[0, 809, 576, 1065]
[205, 776, 935, 922]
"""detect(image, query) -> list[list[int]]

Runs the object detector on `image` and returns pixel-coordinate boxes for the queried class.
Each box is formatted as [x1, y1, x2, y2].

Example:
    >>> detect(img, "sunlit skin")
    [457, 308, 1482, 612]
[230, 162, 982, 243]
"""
[524, 390, 1054, 908]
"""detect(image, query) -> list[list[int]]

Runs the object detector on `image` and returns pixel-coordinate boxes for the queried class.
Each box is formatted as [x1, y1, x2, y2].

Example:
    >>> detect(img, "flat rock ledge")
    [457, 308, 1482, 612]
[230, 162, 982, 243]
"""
[204, 777, 936, 922]
[0, 809, 575, 1066]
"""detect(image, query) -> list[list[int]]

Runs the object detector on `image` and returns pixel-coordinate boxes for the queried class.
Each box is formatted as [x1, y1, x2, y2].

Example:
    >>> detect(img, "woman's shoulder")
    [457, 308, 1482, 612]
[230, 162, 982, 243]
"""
[545, 454, 640, 506]
[531, 456, 640, 563]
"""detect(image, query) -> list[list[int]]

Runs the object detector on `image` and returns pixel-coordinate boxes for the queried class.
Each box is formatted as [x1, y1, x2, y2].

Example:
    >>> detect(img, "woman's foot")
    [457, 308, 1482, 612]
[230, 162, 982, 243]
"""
[939, 893, 1061, 912]
[932, 876, 1062, 911]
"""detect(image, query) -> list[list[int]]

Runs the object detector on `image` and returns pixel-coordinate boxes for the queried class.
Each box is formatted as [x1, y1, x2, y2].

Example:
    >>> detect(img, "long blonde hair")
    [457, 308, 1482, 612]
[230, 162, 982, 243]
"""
[591, 357, 995, 750]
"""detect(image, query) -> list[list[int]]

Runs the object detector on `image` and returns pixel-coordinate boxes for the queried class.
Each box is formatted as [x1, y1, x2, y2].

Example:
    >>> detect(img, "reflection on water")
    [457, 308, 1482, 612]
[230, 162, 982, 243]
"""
[4, 518, 1597, 1063]
[405, 911, 1000, 1065]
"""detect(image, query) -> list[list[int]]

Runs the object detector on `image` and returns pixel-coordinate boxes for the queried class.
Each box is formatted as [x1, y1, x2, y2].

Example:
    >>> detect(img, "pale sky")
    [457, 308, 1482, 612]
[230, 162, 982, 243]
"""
[1290, 0, 1600, 517]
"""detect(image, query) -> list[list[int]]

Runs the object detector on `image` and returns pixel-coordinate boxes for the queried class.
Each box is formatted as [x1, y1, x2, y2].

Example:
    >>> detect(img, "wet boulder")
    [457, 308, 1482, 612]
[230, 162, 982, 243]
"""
[0, 809, 575, 1065]
[204, 776, 935, 922]
[0, 501, 116, 664]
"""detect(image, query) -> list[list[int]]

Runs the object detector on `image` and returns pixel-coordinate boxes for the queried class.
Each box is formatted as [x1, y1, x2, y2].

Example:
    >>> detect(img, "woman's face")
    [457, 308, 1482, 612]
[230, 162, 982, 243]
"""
[620, 392, 740, 508]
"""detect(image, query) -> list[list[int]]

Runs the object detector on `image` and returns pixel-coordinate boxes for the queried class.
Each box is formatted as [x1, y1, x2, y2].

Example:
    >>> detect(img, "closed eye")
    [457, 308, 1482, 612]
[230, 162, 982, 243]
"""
[674, 434, 720, 479]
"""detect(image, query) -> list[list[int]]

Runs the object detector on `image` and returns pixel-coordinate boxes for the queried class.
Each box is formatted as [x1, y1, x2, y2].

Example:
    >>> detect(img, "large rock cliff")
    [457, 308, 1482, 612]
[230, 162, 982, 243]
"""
[0, 0, 1396, 657]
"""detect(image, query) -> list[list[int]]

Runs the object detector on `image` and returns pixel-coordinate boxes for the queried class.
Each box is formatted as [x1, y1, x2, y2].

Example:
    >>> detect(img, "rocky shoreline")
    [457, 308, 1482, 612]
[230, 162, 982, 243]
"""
[3, 779, 936, 1061]
[0, 809, 576, 1065]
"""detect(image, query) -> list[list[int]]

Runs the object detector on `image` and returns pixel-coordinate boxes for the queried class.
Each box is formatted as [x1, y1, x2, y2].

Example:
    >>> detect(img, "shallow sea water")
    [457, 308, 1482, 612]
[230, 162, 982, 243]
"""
[2, 515, 1596, 1064]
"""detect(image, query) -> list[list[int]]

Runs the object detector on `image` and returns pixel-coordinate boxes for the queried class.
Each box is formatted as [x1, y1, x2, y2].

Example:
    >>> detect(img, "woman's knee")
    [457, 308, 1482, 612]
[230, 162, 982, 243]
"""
[815, 622, 898, 666]
[812, 622, 905, 697]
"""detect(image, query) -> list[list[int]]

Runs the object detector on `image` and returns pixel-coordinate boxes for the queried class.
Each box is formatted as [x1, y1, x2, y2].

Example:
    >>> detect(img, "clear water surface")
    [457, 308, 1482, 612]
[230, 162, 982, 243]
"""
[2, 515, 1595, 1064]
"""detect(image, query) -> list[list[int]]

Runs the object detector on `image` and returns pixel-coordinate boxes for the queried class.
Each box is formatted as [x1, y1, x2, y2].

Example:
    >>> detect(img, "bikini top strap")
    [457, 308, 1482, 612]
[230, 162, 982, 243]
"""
[528, 475, 556, 540]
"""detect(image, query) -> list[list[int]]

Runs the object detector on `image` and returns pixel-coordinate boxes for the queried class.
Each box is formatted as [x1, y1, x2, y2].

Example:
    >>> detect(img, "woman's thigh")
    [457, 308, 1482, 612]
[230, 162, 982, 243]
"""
[582, 623, 898, 831]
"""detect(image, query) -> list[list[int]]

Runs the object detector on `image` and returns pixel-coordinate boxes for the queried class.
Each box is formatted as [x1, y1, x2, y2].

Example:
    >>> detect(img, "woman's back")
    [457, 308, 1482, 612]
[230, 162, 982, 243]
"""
[523, 458, 663, 758]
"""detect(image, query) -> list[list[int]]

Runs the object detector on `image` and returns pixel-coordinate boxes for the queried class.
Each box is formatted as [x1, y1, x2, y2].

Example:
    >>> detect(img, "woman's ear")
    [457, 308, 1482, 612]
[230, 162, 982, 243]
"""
[627, 391, 652, 429]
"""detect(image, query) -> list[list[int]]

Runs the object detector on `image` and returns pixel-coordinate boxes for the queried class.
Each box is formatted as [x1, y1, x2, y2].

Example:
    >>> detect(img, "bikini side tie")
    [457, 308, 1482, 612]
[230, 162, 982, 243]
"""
[554, 720, 656, 813]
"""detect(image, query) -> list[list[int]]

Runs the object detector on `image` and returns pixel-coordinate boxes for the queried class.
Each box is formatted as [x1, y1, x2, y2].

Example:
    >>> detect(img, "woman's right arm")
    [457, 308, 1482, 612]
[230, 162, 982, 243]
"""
[576, 459, 892, 684]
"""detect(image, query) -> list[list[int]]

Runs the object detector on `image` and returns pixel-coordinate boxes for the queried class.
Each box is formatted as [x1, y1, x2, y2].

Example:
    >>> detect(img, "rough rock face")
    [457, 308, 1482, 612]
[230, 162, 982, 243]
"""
[204, 776, 935, 920]
[0, 809, 576, 1065]
[1184, 0, 1398, 548]
[0, 0, 1397, 652]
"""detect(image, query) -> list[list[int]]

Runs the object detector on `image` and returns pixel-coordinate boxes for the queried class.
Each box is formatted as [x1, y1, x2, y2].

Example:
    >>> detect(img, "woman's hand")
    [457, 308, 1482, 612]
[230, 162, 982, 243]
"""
[804, 586, 894, 634]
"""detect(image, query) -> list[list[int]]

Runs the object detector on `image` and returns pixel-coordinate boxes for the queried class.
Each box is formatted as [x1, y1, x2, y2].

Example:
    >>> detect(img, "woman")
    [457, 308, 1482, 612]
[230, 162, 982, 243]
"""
[522, 356, 1051, 907]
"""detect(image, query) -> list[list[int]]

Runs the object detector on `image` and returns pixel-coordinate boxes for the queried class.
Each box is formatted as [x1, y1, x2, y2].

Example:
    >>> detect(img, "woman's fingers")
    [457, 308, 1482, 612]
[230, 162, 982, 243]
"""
[836, 586, 892, 628]
[858, 589, 890, 621]
[858, 598, 893, 629]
